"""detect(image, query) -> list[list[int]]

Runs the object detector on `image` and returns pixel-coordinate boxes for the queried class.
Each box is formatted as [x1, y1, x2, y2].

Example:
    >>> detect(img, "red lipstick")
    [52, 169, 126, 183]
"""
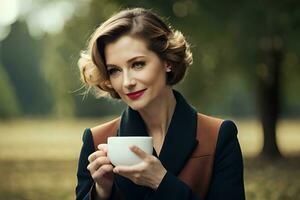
[126, 89, 147, 100]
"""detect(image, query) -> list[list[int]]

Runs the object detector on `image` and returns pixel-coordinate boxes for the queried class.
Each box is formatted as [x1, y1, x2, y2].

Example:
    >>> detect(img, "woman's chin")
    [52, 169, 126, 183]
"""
[128, 103, 145, 111]
[127, 99, 148, 111]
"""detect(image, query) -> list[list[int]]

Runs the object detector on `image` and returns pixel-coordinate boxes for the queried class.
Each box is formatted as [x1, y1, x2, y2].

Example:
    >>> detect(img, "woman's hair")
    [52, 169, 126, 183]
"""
[78, 7, 193, 99]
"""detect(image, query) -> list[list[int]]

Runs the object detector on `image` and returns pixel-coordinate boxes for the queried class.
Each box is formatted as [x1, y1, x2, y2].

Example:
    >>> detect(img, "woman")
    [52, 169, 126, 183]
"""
[76, 8, 245, 200]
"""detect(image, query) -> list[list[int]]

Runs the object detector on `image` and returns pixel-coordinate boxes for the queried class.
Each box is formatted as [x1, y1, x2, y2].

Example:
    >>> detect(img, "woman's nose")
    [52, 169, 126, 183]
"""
[122, 71, 136, 88]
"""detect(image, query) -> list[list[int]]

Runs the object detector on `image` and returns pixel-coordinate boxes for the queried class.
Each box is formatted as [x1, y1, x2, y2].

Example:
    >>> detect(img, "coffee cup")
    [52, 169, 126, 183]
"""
[107, 136, 153, 166]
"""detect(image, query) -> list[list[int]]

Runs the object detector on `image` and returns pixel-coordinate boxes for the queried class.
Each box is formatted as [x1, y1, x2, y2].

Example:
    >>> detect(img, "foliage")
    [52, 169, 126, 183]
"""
[41, 0, 125, 117]
[0, 21, 53, 116]
[0, 0, 299, 118]
[0, 63, 20, 118]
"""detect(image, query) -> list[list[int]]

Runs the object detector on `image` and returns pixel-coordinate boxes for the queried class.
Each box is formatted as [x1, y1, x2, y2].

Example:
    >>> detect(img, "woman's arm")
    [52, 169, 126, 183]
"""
[75, 129, 120, 200]
[76, 128, 95, 200]
[205, 120, 245, 200]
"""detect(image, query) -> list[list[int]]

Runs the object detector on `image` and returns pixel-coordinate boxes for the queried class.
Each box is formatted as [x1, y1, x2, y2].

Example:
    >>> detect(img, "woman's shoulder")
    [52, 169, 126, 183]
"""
[212, 118, 240, 160]
[85, 117, 121, 147]
[90, 117, 121, 135]
[197, 113, 224, 130]
[217, 120, 238, 146]
[196, 113, 238, 152]
[197, 113, 237, 138]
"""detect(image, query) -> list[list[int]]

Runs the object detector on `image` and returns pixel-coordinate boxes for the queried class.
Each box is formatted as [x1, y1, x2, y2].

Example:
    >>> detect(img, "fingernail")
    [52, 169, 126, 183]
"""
[130, 145, 136, 150]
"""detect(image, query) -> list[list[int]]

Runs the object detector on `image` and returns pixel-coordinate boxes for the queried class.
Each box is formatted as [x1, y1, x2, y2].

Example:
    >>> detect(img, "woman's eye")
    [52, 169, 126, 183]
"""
[132, 61, 145, 69]
[108, 68, 120, 76]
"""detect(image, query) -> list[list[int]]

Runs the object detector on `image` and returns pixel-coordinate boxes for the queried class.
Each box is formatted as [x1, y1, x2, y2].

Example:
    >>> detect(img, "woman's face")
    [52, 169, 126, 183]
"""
[104, 34, 170, 111]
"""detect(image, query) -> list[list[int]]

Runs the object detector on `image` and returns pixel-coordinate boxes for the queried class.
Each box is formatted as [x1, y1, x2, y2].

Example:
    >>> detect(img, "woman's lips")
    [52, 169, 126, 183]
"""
[126, 89, 147, 100]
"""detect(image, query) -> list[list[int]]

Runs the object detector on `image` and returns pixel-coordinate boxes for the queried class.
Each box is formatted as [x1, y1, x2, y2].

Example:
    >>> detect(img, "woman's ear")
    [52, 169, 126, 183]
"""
[104, 80, 113, 88]
[100, 80, 113, 89]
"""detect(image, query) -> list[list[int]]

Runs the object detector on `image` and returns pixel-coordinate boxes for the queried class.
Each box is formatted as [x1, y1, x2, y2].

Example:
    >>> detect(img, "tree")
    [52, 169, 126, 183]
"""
[0, 63, 20, 118]
[236, 0, 300, 158]
[0, 21, 53, 116]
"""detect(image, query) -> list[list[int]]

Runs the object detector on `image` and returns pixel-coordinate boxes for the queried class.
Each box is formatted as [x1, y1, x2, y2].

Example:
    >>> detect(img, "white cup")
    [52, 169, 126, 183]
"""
[107, 136, 153, 166]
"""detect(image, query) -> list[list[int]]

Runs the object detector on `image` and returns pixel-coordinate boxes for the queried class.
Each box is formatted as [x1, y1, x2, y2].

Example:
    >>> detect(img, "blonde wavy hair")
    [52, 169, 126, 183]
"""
[78, 7, 193, 99]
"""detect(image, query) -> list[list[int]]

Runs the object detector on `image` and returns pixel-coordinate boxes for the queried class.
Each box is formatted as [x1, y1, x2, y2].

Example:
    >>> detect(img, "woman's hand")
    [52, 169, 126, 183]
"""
[113, 145, 167, 190]
[87, 144, 114, 199]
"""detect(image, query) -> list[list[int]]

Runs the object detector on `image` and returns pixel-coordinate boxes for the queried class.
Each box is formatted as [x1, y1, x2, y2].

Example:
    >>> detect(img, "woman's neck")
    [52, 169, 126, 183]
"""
[138, 88, 176, 137]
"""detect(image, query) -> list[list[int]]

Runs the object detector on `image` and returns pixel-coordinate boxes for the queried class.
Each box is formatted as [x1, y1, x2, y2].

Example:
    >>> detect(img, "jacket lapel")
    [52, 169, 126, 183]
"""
[118, 105, 148, 137]
[158, 90, 198, 175]
[118, 90, 198, 176]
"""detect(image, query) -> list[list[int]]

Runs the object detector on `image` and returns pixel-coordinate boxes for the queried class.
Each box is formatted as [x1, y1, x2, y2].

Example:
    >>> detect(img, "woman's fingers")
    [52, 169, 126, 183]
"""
[92, 164, 114, 180]
[88, 150, 106, 162]
[87, 156, 111, 172]
[87, 144, 113, 180]
[129, 145, 149, 160]
[114, 161, 148, 179]
[98, 144, 108, 152]
[87, 143, 108, 163]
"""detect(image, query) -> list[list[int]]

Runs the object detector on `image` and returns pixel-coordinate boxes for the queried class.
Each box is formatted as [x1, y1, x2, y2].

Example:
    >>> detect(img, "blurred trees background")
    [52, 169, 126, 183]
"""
[0, 0, 299, 158]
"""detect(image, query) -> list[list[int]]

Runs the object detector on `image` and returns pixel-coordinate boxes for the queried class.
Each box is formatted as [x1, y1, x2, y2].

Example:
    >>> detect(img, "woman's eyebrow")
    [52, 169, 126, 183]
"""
[106, 55, 146, 68]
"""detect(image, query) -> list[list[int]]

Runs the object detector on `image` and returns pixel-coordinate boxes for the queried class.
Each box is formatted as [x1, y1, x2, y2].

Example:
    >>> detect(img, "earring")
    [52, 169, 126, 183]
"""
[166, 66, 172, 72]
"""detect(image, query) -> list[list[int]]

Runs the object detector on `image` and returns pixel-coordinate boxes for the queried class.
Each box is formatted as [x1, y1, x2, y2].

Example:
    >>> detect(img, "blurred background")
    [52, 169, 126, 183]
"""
[0, 0, 299, 199]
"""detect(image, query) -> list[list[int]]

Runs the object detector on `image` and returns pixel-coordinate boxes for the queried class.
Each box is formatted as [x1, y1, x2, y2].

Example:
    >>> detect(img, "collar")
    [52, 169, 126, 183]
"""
[118, 89, 198, 175]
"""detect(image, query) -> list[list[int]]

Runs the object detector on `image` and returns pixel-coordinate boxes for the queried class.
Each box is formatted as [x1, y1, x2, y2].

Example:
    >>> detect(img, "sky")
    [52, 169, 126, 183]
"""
[0, 0, 89, 41]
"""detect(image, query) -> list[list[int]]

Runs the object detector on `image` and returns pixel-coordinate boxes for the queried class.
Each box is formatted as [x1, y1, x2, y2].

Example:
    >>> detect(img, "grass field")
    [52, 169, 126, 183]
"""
[0, 117, 299, 200]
